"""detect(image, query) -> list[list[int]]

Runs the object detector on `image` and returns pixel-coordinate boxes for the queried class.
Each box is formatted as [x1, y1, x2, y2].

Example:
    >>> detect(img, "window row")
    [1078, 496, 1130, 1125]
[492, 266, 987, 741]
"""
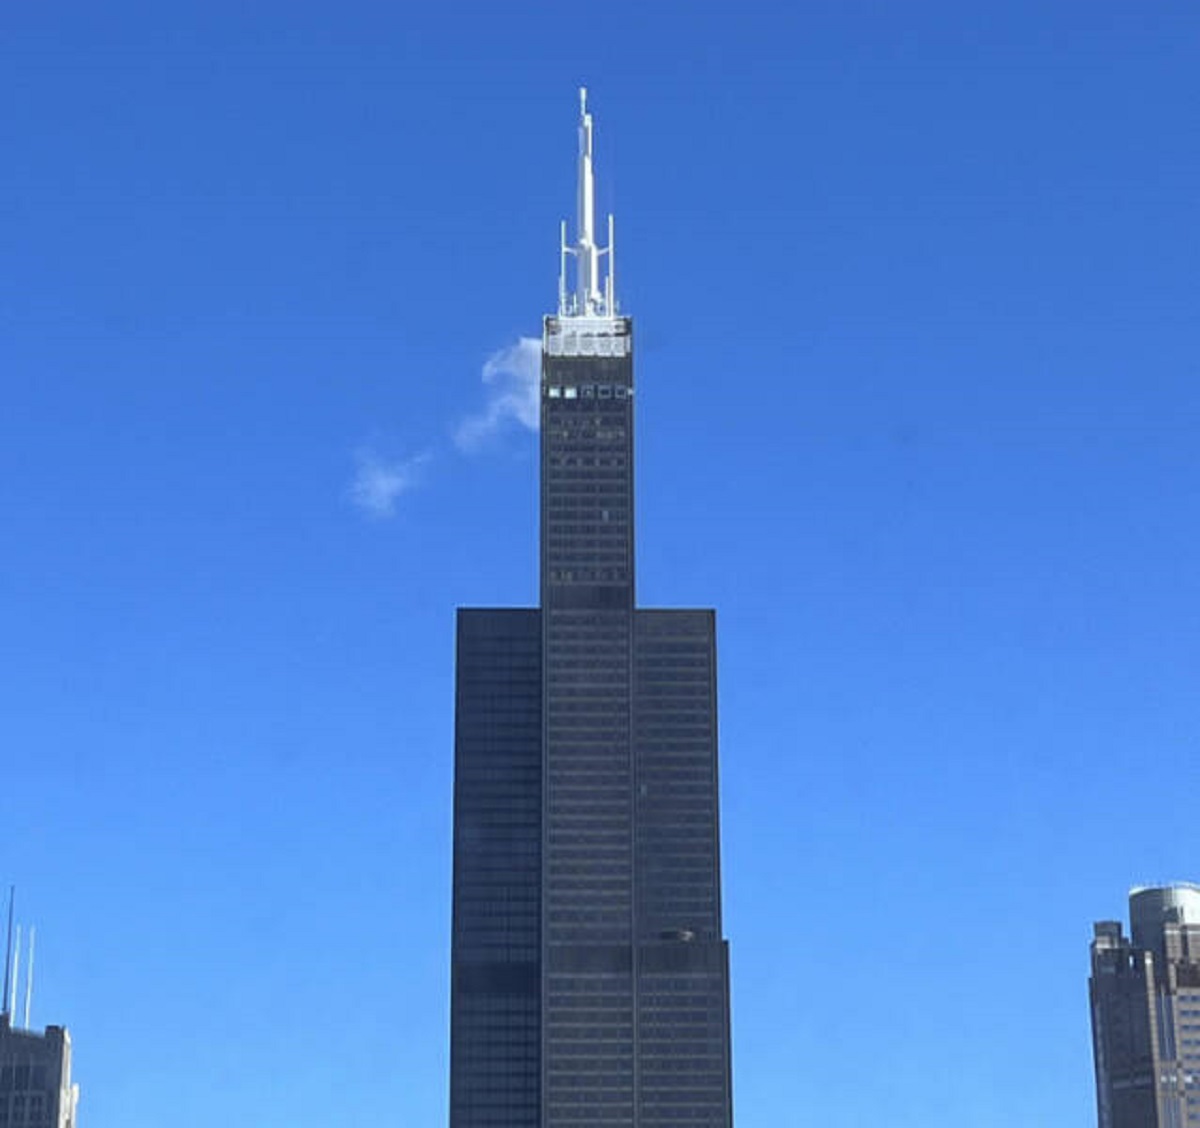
[546, 384, 631, 400]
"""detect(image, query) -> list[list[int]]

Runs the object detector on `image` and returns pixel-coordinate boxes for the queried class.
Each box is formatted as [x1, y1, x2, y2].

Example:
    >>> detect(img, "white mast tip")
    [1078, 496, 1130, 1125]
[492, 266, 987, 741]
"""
[559, 87, 616, 319]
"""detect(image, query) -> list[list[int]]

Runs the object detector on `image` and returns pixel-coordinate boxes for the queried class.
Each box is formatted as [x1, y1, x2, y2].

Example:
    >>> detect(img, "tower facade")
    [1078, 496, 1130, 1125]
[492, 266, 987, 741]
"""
[1090, 884, 1200, 1128]
[450, 92, 734, 1128]
[0, 1016, 79, 1128]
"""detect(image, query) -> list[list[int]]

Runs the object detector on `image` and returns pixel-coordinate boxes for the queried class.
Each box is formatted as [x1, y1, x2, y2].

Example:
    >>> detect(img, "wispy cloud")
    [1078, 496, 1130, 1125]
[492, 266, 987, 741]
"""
[349, 337, 537, 521]
[453, 336, 541, 452]
[348, 448, 429, 519]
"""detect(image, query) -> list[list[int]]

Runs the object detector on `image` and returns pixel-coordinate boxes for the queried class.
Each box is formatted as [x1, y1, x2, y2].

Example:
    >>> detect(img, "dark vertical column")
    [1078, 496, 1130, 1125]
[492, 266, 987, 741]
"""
[451, 609, 542, 1128]
[633, 611, 722, 943]
[540, 318, 638, 1128]
[1089, 924, 1160, 1128]
[634, 610, 733, 1128]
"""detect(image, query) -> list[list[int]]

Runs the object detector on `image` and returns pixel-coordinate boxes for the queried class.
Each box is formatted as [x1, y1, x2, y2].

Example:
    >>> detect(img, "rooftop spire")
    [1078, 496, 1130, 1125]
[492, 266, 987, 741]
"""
[559, 87, 617, 318]
[2, 887, 12, 1021]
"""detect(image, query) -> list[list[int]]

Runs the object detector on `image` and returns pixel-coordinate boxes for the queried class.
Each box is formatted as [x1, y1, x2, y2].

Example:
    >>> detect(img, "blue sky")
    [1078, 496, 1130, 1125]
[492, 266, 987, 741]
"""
[3, 2, 1199, 1124]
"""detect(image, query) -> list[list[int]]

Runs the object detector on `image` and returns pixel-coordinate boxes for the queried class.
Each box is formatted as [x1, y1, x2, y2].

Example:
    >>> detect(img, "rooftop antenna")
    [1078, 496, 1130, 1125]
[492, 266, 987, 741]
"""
[2, 887, 12, 1020]
[8, 924, 19, 1021]
[559, 87, 616, 318]
[23, 927, 35, 1030]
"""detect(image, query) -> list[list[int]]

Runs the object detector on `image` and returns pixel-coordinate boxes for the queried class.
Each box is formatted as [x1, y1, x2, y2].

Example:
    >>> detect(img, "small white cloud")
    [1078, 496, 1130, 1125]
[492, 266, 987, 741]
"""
[454, 336, 541, 452]
[349, 449, 428, 519]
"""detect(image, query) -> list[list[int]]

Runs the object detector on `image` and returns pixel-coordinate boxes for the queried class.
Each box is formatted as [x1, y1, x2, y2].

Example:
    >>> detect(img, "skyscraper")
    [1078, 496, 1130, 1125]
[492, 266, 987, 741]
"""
[1090, 884, 1200, 1127]
[0, 1016, 79, 1128]
[1, 908, 79, 1128]
[450, 90, 734, 1128]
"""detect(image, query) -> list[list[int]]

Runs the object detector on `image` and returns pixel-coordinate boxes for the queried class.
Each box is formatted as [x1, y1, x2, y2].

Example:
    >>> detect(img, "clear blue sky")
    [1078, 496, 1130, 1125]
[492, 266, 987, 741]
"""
[3, 2, 1198, 1125]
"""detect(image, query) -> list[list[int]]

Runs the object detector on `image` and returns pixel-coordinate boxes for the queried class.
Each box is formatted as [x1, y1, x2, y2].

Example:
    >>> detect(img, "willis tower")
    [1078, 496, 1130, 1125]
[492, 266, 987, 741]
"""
[451, 90, 734, 1128]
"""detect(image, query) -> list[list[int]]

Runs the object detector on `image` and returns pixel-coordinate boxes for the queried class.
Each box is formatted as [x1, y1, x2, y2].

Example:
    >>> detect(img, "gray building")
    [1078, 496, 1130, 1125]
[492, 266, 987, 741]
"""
[1090, 884, 1200, 1127]
[0, 1016, 79, 1128]
[450, 90, 734, 1128]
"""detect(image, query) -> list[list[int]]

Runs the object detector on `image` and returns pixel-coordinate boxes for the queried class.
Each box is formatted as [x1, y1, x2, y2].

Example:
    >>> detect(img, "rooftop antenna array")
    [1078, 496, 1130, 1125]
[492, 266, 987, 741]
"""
[559, 87, 617, 319]
[0, 891, 39, 1031]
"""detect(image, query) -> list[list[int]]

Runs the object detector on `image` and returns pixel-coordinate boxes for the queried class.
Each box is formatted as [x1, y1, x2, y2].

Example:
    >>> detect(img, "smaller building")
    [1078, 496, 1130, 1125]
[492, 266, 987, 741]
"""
[0, 1013, 79, 1128]
[1090, 883, 1200, 1127]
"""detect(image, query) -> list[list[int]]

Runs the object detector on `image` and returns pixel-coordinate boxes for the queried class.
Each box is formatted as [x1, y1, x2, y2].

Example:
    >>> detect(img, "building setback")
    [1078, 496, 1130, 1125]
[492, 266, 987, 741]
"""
[1090, 884, 1200, 1127]
[449, 90, 734, 1128]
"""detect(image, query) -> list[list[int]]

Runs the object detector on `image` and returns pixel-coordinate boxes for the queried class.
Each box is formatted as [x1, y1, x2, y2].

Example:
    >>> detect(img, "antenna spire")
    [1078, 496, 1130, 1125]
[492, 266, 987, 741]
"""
[8, 924, 19, 1021]
[22, 927, 34, 1030]
[559, 87, 617, 318]
[2, 887, 12, 1020]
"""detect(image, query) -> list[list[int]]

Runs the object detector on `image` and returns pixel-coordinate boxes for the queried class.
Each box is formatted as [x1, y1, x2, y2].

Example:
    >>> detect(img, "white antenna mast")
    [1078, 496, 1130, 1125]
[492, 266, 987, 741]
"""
[559, 87, 616, 318]
[576, 87, 600, 313]
[22, 927, 34, 1030]
[8, 924, 19, 1022]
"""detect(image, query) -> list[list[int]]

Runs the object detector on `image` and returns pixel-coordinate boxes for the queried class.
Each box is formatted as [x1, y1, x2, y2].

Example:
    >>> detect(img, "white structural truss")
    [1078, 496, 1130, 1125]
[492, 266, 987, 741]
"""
[559, 87, 617, 319]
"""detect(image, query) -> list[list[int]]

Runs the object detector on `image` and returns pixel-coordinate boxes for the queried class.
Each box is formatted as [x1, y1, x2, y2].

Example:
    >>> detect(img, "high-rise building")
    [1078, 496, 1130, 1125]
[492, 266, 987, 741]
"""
[0, 1016, 79, 1128]
[1, 901, 79, 1128]
[450, 90, 734, 1128]
[1090, 883, 1200, 1127]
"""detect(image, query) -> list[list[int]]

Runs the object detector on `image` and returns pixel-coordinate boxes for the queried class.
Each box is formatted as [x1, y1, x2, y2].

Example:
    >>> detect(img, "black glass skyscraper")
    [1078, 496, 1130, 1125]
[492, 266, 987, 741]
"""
[451, 91, 733, 1128]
